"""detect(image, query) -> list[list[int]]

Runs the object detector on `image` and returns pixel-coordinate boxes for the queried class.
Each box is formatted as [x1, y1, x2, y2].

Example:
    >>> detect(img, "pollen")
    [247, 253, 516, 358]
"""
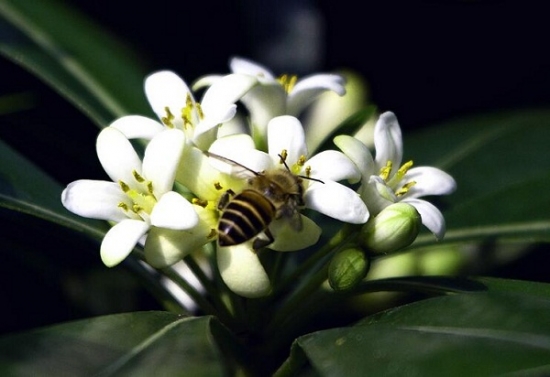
[161, 107, 175, 128]
[277, 74, 298, 93]
[207, 228, 217, 239]
[192, 198, 209, 208]
[379, 161, 393, 181]
[395, 181, 417, 197]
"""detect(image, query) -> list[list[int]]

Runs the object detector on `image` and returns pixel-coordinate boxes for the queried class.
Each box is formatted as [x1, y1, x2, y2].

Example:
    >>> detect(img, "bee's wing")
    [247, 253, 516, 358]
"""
[205, 150, 271, 179]
[277, 203, 303, 231]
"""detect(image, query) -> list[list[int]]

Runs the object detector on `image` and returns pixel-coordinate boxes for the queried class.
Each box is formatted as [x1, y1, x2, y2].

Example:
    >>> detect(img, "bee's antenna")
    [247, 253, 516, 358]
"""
[204, 151, 261, 176]
[278, 153, 325, 184]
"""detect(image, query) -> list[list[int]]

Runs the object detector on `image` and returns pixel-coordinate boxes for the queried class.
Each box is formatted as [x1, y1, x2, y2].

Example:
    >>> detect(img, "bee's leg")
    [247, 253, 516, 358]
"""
[253, 228, 275, 250]
[218, 189, 235, 210]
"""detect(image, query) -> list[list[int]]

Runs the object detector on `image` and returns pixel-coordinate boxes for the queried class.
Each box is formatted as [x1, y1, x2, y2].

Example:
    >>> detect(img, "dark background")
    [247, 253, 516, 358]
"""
[1, 1, 549, 334]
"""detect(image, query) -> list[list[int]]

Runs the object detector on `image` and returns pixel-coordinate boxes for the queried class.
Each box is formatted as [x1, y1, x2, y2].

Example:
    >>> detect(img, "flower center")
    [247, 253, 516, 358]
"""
[379, 160, 417, 197]
[117, 170, 157, 222]
[277, 74, 298, 94]
[161, 93, 204, 138]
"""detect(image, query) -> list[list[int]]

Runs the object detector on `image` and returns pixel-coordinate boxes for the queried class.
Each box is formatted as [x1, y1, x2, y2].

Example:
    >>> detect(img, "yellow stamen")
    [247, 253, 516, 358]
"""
[192, 198, 208, 208]
[395, 181, 417, 196]
[133, 170, 145, 183]
[387, 160, 414, 188]
[195, 102, 204, 119]
[161, 107, 175, 128]
[305, 166, 312, 177]
[277, 74, 298, 93]
[297, 155, 306, 166]
[119, 180, 130, 193]
[379, 161, 393, 181]
[118, 202, 129, 211]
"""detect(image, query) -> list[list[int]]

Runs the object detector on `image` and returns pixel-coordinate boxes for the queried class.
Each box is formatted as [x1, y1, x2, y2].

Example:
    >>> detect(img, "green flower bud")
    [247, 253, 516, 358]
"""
[328, 247, 370, 291]
[360, 202, 421, 255]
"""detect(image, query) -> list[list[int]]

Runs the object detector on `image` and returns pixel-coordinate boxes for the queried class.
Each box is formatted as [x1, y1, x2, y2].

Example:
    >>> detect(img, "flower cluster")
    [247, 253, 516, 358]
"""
[61, 57, 456, 299]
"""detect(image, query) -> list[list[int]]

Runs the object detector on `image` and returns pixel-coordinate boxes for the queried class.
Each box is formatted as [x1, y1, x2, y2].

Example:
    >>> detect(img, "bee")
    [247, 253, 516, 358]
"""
[205, 151, 323, 249]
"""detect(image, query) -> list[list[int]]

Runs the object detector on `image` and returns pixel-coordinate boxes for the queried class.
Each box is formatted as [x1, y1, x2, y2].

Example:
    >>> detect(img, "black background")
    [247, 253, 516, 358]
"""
[1, 1, 549, 334]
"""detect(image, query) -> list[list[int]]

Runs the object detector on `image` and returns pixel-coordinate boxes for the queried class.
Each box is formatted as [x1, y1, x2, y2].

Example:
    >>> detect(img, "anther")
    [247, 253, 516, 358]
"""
[379, 161, 393, 181]
[192, 198, 208, 208]
[395, 181, 417, 197]
[297, 155, 307, 166]
[119, 180, 130, 193]
[118, 202, 129, 211]
[161, 107, 175, 127]
[133, 170, 145, 183]
[214, 182, 223, 190]
[279, 149, 288, 164]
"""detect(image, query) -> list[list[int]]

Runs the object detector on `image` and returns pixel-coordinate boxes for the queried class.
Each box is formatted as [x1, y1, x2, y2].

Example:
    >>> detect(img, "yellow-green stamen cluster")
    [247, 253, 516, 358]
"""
[277, 74, 298, 94]
[117, 170, 157, 220]
[379, 160, 417, 196]
[161, 93, 204, 131]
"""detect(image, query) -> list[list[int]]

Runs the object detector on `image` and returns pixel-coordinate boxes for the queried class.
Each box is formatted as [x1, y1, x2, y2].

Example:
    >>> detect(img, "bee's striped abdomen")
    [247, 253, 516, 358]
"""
[218, 189, 276, 246]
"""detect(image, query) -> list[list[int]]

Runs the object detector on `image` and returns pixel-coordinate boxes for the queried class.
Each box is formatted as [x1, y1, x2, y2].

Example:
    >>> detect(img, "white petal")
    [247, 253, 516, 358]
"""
[267, 115, 307, 164]
[241, 83, 286, 141]
[305, 150, 361, 183]
[287, 74, 346, 115]
[333, 135, 375, 182]
[150, 191, 198, 230]
[201, 73, 257, 118]
[144, 226, 210, 268]
[374, 111, 403, 169]
[269, 215, 321, 251]
[100, 219, 149, 267]
[61, 180, 128, 222]
[229, 56, 275, 81]
[402, 167, 457, 198]
[142, 129, 185, 196]
[145, 71, 193, 121]
[96, 127, 141, 184]
[109, 115, 165, 140]
[305, 181, 370, 224]
[191, 74, 224, 91]
[403, 198, 446, 240]
[217, 242, 271, 298]
[208, 134, 273, 177]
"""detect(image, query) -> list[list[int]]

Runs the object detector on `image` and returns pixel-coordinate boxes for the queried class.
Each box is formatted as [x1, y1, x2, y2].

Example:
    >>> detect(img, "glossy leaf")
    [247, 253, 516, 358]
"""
[0, 0, 152, 127]
[403, 109, 550, 245]
[283, 279, 550, 376]
[0, 312, 230, 376]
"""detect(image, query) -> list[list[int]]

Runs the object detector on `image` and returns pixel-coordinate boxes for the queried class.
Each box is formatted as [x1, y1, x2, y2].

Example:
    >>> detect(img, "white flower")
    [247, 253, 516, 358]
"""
[334, 111, 457, 240]
[109, 70, 257, 151]
[208, 115, 370, 297]
[193, 56, 346, 149]
[61, 127, 203, 267]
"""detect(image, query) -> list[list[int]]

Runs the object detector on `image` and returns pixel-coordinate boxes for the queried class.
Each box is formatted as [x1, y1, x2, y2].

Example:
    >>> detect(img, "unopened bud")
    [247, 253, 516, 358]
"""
[328, 247, 369, 291]
[360, 202, 421, 255]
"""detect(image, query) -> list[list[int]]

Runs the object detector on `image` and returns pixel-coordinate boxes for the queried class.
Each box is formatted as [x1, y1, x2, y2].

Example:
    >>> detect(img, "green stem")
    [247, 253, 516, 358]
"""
[274, 223, 358, 295]
[183, 254, 235, 321]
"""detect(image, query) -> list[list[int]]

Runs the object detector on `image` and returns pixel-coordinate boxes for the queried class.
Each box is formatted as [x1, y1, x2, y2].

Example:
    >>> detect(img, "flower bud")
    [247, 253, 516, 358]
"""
[360, 202, 421, 255]
[328, 247, 370, 291]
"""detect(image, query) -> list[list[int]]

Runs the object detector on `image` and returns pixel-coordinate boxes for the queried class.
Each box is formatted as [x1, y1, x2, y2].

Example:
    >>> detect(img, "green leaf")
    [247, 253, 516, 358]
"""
[284, 279, 550, 376]
[0, 0, 152, 127]
[0, 312, 231, 376]
[404, 109, 550, 245]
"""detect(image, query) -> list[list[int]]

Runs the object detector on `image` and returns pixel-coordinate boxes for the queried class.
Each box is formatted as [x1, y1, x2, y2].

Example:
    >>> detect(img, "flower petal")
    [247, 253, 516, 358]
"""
[191, 74, 224, 91]
[61, 179, 129, 222]
[109, 115, 165, 140]
[305, 150, 361, 183]
[287, 74, 346, 115]
[200, 73, 257, 119]
[333, 134, 375, 182]
[150, 191, 198, 230]
[305, 180, 369, 224]
[217, 242, 271, 298]
[402, 166, 457, 198]
[229, 56, 275, 81]
[145, 70, 193, 123]
[142, 129, 185, 197]
[100, 219, 149, 267]
[269, 215, 321, 251]
[144, 226, 210, 268]
[267, 115, 307, 164]
[208, 134, 273, 177]
[374, 111, 403, 169]
[403, 198, 446, 240]
[96, 127, 142, 183]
